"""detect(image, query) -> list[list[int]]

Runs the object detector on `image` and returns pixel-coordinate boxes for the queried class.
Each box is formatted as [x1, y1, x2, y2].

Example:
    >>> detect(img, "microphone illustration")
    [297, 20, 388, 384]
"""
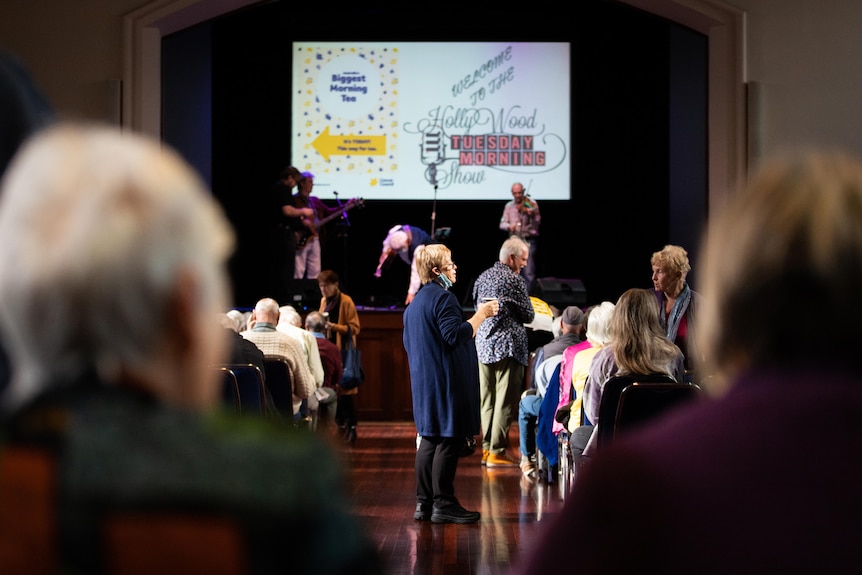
[420, 129, 445, 186]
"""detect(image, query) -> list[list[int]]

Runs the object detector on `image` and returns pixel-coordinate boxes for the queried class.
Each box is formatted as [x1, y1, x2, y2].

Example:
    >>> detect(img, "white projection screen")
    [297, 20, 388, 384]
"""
[291, 42, 571, 201]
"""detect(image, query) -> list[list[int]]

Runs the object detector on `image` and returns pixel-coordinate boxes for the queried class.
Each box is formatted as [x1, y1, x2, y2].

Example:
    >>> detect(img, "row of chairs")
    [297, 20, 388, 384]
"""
[217, 357, 295, 417]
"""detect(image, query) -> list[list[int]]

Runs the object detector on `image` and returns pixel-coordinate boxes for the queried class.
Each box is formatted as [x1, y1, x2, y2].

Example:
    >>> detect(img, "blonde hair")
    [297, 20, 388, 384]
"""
[415, 244, 451, 284]
[699, 151, 862, 387]
[611, 288, 681, 376]
[651, 244, 691, 280]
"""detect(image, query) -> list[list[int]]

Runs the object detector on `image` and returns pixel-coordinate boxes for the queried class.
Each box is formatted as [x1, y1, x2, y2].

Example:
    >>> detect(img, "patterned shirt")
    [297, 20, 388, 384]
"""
[473, 261, 535, 365]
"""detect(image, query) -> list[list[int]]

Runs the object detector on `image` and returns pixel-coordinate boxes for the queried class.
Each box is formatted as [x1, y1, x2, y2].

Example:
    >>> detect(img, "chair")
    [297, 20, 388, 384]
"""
[262, 356, 294, 417]
[219, 367, 240, 414]
[535, 362, 562, 483]
[596, 373, 700, 448]
[223, 364, 265, 416]
[615, 382, 702, 433]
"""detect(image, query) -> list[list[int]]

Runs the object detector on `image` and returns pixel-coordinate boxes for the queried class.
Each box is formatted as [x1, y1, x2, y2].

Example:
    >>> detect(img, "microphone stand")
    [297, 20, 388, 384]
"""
[431, 184, 438, 236]
[429, 164, 438, 236]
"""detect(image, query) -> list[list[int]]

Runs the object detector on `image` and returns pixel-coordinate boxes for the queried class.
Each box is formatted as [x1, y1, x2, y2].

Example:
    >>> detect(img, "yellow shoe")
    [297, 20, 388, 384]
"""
[486, 452, 519, 468]
[481, 450, 490, 465]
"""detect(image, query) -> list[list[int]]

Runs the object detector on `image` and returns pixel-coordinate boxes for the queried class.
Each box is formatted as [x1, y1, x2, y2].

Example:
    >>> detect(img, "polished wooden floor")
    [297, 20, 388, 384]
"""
[337, 422, 568, 575]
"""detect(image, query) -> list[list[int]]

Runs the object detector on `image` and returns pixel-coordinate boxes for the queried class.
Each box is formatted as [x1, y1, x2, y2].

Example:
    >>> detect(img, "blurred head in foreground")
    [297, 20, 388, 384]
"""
[0, 123, 234, 413]
[699, 151, 862, 391]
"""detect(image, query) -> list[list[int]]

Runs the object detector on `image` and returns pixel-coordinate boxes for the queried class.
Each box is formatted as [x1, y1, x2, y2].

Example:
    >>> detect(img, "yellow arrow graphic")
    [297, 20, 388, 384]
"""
[312, 127, 387, 162]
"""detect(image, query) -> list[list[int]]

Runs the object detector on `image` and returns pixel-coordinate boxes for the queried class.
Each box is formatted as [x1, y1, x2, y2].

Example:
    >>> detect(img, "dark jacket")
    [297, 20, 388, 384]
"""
[403, 281, 480, 438]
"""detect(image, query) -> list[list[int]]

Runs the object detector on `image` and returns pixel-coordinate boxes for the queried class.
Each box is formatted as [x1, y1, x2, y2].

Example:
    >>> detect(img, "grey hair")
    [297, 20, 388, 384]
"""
[0, 123, 234, 409]
[585, 301, 615, 346]
[499, 236, 528, 262]
[305, 311, 327, 334]
[278, 305, 302, 328]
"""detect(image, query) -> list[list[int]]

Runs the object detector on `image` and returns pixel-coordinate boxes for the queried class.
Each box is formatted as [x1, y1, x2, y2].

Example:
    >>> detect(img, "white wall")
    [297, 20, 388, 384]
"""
[0, 0, 143, 123]
[738, 0, 862, 162]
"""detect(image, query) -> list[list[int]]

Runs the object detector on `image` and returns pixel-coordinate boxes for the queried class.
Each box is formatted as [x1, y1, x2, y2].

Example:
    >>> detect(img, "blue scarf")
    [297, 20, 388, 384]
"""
[665, 283, 691, 343]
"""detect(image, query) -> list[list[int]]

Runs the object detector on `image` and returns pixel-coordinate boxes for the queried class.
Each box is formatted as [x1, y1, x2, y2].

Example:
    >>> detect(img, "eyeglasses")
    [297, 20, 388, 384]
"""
[441, 262, 456, 270]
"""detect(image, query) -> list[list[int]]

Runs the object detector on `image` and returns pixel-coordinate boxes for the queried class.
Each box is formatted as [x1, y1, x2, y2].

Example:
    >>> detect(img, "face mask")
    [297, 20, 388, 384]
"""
[437, 272, 453, 290]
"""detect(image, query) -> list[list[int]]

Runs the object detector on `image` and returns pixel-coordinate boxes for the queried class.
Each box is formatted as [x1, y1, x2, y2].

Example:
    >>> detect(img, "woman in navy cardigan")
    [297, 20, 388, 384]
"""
[403, 244, 498, 524]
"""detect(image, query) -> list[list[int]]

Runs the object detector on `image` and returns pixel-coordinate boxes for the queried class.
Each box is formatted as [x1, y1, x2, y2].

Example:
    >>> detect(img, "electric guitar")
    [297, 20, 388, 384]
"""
[295, 197, 364, 247]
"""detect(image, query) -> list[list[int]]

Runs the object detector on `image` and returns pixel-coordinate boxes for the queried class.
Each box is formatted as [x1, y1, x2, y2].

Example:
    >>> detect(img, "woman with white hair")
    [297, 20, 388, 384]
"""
[374, 223, 434, 305]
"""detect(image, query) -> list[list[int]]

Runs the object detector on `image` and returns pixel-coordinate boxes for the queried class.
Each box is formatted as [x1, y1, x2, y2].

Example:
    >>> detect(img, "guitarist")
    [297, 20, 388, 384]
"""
[268, 166, 314, 303]
[293, 171, 347, 280]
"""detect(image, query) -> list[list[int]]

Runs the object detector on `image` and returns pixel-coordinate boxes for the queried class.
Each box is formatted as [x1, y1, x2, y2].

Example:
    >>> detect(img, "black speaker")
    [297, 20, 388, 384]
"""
[531, 277, 586, 308]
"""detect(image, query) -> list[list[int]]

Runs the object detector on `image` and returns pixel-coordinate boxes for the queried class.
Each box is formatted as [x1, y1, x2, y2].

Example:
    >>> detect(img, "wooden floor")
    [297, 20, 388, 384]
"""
[337, 422, 568, 575]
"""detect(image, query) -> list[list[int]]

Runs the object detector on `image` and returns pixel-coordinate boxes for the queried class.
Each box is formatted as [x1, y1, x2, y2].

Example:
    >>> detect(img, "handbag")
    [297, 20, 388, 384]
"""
[340, 326, 365, 390]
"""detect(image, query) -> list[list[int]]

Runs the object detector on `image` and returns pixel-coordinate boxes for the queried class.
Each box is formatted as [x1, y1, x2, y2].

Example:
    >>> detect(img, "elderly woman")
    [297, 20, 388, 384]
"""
[651, 244, 703, 379]
[403, 244, 498, 524]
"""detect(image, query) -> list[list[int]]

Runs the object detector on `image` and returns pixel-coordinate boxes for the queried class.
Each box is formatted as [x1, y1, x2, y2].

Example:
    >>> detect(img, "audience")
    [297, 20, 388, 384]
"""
[530, 306, 585, 381]
[517, 307, 585, 475]
[242, 297, 316, 417]
[278, 304, 325, 395]
[517, 151, 862, 573]
[552, 306, 595, 436]
[518, 352, 562, 478]
[0, 50, 54, 395]
[581, 288, 684, 455]
[558, 301, 615, 456]
[305, 310, 341, 432]
[0, 123, 381, 573]
[225, 308, 246, 333]
[219, 312, 267, 381]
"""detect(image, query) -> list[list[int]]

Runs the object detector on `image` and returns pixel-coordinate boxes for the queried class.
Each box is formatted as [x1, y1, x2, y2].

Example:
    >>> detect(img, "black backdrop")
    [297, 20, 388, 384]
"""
[164, 0, 707, 309]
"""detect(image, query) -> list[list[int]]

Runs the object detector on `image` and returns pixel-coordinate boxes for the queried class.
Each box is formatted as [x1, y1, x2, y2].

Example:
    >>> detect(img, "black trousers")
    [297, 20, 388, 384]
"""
[415, 436, 461, 508]
[336, 394, 357, 427]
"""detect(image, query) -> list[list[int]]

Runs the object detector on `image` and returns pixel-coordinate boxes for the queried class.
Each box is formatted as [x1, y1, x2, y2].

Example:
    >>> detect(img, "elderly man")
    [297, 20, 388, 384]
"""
[0, 124, 380, 572]
[518, 306, 585, 476]
[243, 298, 316, 416]
[472, 236, 535, 467]
[499, 182, 541, 290]
[305, 310, 342, 431]
[278, 304, 324, 389]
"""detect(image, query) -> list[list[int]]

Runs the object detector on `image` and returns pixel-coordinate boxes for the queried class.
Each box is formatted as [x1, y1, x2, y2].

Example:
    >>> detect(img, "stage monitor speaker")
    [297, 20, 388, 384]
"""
[531, 277, 586, 308]
[287, 279, 322, 312]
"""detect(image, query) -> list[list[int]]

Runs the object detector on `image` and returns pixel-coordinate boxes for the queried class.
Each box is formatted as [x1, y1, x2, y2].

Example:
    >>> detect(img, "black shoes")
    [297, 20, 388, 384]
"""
[414, 502, 432, 521]
[430, 503, 481, 524]
[414, 501, 481, 524]
[343, 426, 357, 446]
